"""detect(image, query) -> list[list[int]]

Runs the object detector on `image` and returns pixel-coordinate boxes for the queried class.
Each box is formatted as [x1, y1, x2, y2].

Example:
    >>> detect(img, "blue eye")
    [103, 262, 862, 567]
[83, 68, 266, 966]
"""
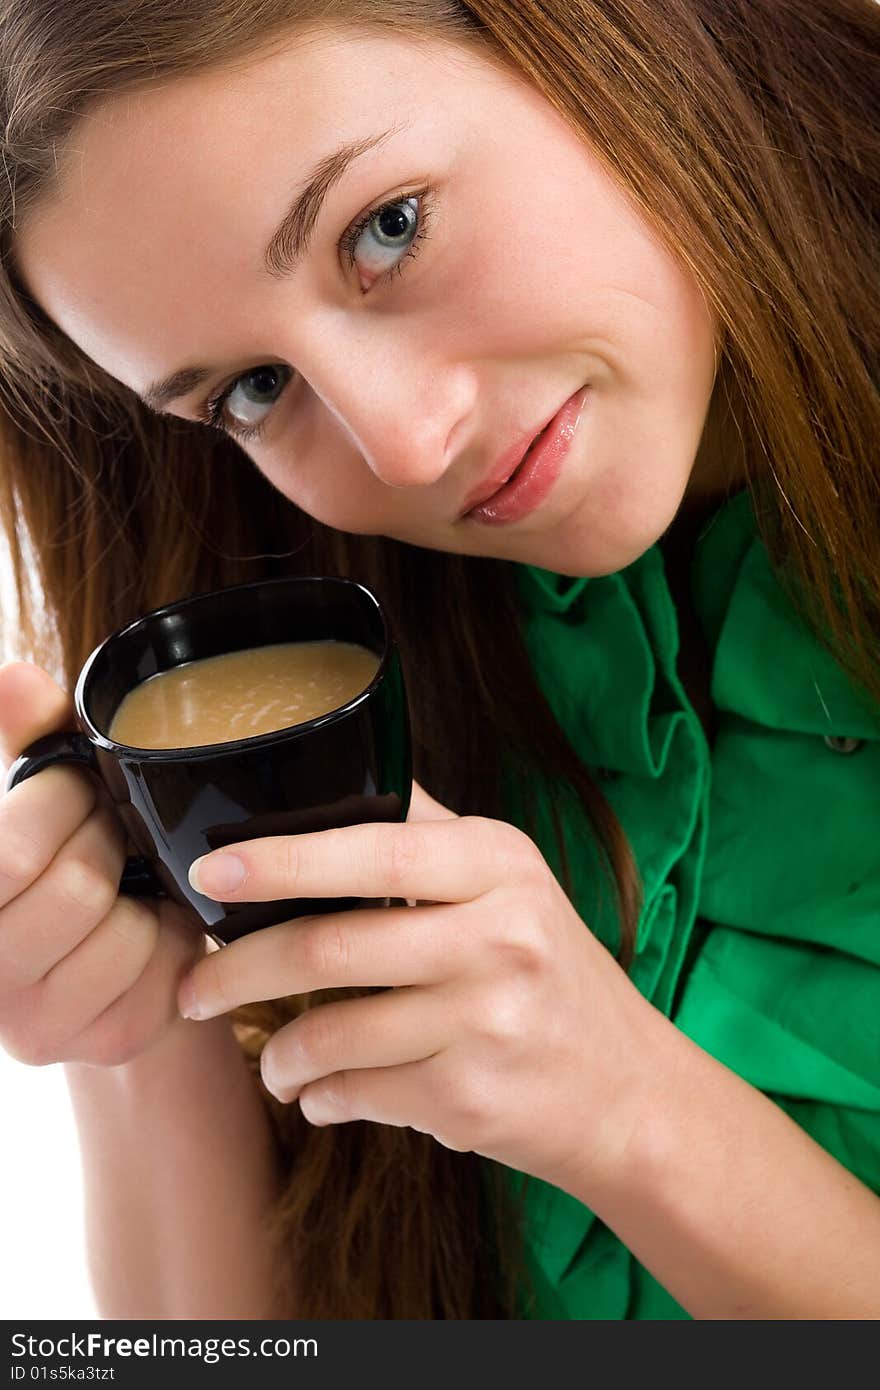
[198, 187, 435, 442]
[200, 364, 293, 442]
[340, 189, 433, 284]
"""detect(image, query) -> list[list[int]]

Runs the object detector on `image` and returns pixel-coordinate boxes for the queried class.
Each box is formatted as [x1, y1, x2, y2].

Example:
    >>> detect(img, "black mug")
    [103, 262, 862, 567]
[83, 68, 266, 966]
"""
[4, 575, 411, 945]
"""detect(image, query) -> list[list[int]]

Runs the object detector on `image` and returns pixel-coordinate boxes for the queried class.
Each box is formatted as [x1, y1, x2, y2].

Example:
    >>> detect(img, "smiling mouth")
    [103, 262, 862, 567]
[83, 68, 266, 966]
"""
[459, 384, 590, 526]
[502, 424, 552, 490]
[459, 423, 552, 519]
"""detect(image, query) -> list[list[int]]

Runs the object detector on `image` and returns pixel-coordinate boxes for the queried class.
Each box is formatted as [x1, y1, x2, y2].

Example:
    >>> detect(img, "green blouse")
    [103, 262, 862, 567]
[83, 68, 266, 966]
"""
[498, 485, 880, 1319]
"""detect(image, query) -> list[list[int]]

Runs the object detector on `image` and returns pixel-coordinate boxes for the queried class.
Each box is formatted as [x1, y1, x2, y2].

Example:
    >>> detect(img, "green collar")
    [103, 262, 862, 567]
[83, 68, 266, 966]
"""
[515, 486, 880, 751]
[504, 488, 880, 1307]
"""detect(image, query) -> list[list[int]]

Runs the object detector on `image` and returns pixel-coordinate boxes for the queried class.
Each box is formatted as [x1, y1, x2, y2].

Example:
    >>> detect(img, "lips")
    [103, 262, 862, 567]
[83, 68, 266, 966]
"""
[458, 391, 582, 521]
[459, 438, 533, 517]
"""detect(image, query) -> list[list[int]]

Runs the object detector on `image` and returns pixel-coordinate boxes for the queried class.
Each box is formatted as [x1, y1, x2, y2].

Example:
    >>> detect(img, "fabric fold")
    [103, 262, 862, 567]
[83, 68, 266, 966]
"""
[494, 484, 880, 1319]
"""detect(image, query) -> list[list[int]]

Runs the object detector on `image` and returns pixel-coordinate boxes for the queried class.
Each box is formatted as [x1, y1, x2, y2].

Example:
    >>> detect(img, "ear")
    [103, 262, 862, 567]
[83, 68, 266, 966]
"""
[406, 778, 459, 822]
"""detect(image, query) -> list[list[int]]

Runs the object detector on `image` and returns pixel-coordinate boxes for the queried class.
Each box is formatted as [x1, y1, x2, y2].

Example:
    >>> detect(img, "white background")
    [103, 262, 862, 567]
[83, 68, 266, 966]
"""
[0, 1049, 98, 1318]
[1, 550, 99, 1319]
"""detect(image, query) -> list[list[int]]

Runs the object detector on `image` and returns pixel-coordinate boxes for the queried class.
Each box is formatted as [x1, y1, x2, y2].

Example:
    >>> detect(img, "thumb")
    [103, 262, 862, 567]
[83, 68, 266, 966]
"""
[407, 778, 458, 822]
[0, 661, 77, 772]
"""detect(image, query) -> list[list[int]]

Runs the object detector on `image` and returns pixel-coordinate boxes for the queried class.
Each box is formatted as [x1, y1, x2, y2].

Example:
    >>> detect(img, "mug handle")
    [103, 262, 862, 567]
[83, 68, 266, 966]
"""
[4, 731, 165, 898]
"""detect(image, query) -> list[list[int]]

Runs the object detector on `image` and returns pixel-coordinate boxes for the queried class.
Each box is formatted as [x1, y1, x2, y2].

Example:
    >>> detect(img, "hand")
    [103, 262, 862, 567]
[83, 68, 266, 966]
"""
[0, 662, 206, 1069]
[176, 781, 662, 1195]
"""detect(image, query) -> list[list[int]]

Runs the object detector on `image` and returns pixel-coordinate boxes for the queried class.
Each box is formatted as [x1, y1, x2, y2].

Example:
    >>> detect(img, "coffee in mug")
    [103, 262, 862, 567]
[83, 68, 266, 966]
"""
[107, 640, 381, 750]
[4, 574, 411, 944]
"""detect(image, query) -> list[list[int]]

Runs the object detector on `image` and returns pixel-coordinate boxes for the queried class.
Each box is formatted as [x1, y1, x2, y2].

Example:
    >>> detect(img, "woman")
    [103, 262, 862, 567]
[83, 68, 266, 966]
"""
[0, 0, 878, 1319]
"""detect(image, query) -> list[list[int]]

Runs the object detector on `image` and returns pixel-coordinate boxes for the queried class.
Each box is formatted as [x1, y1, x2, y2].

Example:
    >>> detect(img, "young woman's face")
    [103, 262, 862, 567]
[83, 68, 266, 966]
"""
[16, 27, 724, 576]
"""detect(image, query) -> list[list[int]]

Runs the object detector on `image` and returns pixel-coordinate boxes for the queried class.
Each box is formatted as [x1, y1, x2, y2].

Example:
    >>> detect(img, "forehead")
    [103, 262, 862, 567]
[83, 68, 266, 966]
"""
[13, 27, 497, 392]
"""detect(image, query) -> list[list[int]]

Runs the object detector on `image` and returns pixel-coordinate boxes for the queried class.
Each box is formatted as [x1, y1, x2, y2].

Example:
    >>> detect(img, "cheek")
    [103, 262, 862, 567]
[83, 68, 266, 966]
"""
[254, 424, 380, 533]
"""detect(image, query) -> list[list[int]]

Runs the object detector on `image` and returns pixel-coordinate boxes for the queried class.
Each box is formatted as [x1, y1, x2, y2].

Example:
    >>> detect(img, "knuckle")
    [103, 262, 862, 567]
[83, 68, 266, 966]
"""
[442, 1066, 496, 1150]
[465, 817, 545, 884]
[291, 1008, 342, 1070]
[376, 826, 418, 895]
[476, 982, 531, 1046]
[1, 1020, 58, 1068]
[0, 831, 46, 891]
[316, 1071, 349, 1112]
[12, 1040, 52, 1067]
[282, 836, 301, 888]
[504, 824, 547, 883]
[497, 916, 548, 975]
[458, 814, 499, 857]
[300, 916, 350, 981]
[53, 856, 116, 918]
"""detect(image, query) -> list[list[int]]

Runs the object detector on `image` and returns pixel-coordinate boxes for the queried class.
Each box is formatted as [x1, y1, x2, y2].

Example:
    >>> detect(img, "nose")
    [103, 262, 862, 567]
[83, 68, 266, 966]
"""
[299, 329, 478, 488]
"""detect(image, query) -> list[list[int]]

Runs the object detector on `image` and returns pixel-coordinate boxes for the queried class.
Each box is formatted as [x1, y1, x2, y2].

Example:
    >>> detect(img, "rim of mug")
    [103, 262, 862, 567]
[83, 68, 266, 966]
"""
[73, 574, 396, 760]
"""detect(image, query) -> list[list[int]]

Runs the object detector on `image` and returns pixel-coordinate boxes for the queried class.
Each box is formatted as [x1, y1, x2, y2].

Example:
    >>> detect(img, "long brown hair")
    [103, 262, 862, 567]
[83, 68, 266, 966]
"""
[1, 0, 877, 1319]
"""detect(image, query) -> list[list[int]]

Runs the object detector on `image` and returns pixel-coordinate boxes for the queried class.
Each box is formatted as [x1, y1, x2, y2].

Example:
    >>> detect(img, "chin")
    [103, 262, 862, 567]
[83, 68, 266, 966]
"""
[523, 512, 673, 579]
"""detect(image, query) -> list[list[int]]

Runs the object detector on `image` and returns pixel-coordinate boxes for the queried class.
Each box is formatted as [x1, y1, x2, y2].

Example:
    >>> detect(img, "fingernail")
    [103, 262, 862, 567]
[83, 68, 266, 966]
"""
[260, 1047, 279, 1095]
[178, 974, 206, 1021]
[188, 852, 246, 896]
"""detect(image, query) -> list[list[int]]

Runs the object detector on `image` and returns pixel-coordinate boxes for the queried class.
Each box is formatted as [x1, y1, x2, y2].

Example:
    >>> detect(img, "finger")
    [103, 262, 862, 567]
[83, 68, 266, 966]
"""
[403, 783, 458, 905]
[407, 779, 458, 822]
[0, 889, 162, 1063]
[0, 799, 126, 992]
[0, 662, 76, 770]
[178, 899, 478, 1020]
[188, 815, 528, 905]
[0, 764, 99, 914]
[33, 893, 160, 1049]
[64, 899, 207, 1065]
[259, 985, 450, 1103]
[0, 662, 140, 874]
[297, 1055, 452, 1138]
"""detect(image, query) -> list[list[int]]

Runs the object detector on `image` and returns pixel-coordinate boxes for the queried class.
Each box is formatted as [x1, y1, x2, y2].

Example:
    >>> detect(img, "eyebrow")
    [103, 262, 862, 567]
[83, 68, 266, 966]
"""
[141, 124, 402, 413]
